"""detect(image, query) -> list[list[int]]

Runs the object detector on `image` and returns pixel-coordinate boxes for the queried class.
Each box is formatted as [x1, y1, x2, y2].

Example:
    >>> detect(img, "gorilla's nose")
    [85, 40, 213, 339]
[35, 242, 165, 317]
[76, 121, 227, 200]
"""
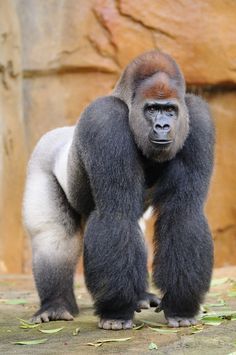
[153, 123, 171, 134]
[149, 123, 173, 146]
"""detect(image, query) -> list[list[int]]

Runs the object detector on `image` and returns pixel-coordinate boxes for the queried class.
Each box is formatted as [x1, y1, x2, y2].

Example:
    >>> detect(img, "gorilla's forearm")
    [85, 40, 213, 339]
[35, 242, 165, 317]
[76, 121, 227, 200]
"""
[84, 212, 147, 321]
[153, 208, 213, 319]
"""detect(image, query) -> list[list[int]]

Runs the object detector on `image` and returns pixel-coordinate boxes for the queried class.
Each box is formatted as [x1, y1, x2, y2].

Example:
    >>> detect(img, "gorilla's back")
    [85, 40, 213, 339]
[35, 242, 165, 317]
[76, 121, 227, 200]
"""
[27, 126, 75, 195]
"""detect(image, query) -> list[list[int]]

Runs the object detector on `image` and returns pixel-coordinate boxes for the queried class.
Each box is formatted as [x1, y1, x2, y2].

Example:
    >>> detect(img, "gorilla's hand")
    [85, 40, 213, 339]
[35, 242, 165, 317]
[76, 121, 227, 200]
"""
[136, 292, 161, 312]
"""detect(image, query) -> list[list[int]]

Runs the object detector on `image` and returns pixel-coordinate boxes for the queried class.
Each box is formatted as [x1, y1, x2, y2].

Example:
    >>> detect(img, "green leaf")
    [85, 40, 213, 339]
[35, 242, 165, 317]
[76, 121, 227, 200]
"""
[149, 342, 158, 350]
[96, 337, 132, 343]
[190, 325, 204, 334]
[201, 310, 236, 320]
[12, 339, 48, 345]
[227, 352, 236, 355]
[39, 327, 64, 334]
[201, 305, 210, 313]
[211, 278, 229, 287]
[202, 317, 222, 326]
[148, 326, 178, 334]
[20, 324, 40, 329]
[207, 292, 221, 297]
[5, 299, 28, 305]
[0, 281, 15, 287]
[203, 321, 222, 326]
[86, 337, 132, 347]
[73, 327, 80, 336]
[204, 299, 226, 307]
[17, 318, 40, 329]
[17, 318, 32, 324]
[201, 311, 236, 318]
[142, 320, 167, 327]
[133, 323, 144, 330]
[228, 291, 236, 297]
[87, 342, 103, 347]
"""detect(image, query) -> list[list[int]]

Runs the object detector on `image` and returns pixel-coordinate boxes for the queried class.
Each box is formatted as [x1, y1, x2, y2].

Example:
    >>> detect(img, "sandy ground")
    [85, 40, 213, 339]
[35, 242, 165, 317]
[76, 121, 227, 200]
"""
[0, 267, 236, 355]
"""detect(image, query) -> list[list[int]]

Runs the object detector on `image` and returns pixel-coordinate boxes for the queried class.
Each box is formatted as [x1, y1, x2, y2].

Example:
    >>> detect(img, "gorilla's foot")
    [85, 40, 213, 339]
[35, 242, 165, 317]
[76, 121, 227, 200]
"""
[98, 318, 133, 330]
[136, 292, 161, 312]
[166, 316, 197, 328]
[31, 302, 78, 323]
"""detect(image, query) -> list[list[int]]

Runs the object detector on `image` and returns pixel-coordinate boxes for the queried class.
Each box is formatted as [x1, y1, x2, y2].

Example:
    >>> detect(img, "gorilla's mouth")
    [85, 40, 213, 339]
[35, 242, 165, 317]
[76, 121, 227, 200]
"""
[148, 131, 173, 148]
[150, 139, 173, 145]
[149, 138, 173, 147]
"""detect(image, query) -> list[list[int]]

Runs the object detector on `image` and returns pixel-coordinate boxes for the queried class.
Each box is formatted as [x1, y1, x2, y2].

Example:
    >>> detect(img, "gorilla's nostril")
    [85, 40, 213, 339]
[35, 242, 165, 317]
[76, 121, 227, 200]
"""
[163, 124, 170, 131]
[155, 124, 163, 130]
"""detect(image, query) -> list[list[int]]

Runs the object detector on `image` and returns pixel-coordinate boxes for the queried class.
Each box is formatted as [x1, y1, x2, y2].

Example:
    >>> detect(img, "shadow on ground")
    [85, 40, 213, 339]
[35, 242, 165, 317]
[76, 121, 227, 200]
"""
[0, 267, 236, 354]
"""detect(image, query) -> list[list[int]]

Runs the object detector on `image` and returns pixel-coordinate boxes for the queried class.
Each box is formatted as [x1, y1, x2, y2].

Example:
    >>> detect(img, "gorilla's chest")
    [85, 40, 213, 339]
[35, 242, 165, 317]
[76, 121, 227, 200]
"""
[141, 157, 166, 190]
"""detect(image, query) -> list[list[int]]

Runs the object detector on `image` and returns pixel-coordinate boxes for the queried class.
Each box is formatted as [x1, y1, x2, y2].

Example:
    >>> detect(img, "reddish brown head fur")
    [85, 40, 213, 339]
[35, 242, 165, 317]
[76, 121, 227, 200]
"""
[132, 51, 180, 81]
[114, 50, 185, 103]
[138, 72, 179, 100]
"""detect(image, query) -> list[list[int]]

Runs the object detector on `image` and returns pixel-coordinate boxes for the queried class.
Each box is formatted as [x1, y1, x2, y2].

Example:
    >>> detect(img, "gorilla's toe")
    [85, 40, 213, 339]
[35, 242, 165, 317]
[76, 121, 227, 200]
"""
[98, 319, 133, 330]
[166, 316, 197, 328]
[31, 306, 74, 323]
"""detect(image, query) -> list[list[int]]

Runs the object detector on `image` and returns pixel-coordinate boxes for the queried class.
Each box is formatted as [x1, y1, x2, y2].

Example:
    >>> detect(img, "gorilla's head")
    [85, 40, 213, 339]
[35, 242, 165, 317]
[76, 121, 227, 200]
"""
[113, 51, 189, 162]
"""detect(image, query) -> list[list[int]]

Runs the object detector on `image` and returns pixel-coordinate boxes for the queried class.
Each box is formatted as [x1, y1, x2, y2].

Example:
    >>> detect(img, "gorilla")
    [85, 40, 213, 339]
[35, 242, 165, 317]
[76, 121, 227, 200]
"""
[23, 51, 214, 330]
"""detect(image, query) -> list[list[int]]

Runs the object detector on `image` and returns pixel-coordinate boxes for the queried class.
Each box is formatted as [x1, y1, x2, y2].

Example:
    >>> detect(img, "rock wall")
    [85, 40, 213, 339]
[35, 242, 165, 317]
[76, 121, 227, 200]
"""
[0, 0, 27, 273]
[0, 0, 236, 272]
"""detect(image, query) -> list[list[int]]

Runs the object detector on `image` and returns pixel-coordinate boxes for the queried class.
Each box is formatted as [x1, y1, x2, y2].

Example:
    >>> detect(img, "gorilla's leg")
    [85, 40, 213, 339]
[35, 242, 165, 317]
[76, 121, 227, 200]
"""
[23, 172, 81, 323]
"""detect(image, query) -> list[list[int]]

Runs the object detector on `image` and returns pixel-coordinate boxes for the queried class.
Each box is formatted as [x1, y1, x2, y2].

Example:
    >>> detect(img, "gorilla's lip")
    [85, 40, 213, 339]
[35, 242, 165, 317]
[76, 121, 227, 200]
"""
[149, 139, 173, 146]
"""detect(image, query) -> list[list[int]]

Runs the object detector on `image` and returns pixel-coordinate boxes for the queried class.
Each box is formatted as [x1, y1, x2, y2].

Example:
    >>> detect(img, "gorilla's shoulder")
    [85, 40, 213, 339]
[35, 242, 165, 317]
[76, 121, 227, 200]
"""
[82, 96, 128, 118]
[185, 93, 214, 130]
[75, 96, 131, 150]
[185, 93, 209, 115]
[184, 93, 215, 148]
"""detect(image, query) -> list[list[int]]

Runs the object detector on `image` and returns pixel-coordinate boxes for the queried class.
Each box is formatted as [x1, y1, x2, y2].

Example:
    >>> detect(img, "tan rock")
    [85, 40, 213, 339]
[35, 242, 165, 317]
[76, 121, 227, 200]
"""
[24, 72, 117, 153]
[0, 0, 27, 273]
[15, 0, 118, 73]
[206, 92, 236, 266]
[118, 0, 236, 84]
[94, 0, 154, 68]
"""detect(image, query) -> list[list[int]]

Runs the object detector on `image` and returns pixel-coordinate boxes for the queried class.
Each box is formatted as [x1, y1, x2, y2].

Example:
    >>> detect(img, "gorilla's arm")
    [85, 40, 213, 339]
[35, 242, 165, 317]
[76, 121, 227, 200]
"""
[152, 94, 214, 327]
[75, 96, 148, 329]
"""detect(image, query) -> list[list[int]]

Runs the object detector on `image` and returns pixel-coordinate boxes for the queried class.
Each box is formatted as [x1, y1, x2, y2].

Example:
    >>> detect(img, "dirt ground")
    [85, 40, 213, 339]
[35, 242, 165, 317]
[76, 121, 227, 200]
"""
[0, 267, 236, 355]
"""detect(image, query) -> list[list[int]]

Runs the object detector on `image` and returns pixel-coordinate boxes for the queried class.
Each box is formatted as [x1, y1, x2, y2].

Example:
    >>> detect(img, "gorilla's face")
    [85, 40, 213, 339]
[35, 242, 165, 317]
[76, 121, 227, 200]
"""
[129, 96, 189, 162]
[144, 100, 179, 148]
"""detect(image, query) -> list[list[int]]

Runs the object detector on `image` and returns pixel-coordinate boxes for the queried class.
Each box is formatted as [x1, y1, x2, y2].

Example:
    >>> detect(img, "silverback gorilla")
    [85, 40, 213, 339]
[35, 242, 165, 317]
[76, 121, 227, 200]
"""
[23, 51, 214, 330]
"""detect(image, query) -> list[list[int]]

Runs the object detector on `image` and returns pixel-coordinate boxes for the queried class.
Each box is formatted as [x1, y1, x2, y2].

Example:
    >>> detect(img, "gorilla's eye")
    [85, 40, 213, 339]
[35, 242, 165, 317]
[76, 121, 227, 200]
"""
[166, 106, 174, 113]
[146, 105, 158, 113]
